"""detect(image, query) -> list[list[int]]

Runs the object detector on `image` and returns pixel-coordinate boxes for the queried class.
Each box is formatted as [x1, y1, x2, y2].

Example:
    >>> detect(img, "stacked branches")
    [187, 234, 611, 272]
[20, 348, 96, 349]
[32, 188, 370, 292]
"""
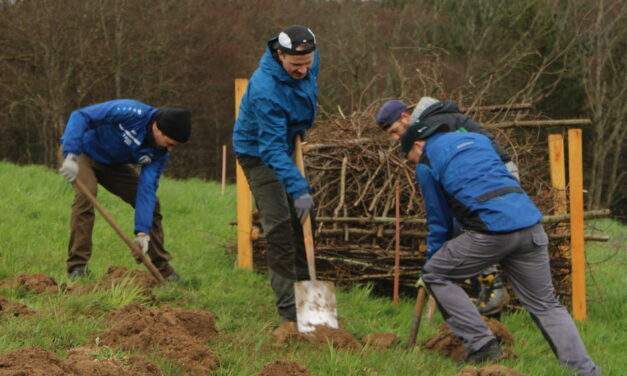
[252, 100, 579, 305]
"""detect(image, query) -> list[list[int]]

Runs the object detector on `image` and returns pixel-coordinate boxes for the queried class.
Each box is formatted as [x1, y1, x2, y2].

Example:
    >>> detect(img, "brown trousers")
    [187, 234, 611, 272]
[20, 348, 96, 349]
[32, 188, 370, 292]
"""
[65, 153, 172, 274]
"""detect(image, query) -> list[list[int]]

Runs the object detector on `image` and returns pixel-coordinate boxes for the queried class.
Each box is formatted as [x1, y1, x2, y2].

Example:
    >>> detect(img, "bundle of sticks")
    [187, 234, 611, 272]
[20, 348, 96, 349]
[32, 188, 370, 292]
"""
[251, 99, 598, 305]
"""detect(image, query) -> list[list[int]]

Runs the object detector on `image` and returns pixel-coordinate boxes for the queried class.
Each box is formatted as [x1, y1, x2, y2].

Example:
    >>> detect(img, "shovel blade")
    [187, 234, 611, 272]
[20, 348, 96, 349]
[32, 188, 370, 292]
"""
[295, 280, 338, 333]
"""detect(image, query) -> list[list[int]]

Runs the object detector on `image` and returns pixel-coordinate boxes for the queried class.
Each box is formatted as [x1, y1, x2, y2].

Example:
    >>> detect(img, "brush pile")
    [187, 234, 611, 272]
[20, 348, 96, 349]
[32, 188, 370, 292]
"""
[252, 99, 594, 305]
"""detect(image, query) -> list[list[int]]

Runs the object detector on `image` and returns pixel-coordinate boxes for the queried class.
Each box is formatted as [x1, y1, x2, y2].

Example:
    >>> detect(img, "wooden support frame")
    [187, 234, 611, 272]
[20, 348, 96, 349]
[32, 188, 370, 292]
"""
[235, 78, 253, 270]
[568, 129, 586, 320]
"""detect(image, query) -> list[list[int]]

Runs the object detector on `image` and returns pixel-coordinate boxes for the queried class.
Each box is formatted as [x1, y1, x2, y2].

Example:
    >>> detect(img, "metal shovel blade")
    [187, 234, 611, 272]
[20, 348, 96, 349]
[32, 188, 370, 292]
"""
[295, 280, 339, 333]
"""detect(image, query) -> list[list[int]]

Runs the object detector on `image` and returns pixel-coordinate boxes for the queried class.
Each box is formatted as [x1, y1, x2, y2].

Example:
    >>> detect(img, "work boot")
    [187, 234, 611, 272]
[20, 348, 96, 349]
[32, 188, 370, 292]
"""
[68, 265, 87, 279]
[466, 339, 501, 364]
[160, 265, 180, 282]
[477, 273, 510, 316]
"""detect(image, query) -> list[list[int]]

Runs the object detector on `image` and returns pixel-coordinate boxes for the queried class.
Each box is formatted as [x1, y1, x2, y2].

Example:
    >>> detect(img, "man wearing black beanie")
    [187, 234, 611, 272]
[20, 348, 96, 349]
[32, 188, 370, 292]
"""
[59, 99, 191, 281]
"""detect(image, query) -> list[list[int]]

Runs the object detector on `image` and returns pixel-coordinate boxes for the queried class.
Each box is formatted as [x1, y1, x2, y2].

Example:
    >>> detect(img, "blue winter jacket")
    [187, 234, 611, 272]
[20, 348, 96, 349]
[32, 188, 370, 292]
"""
[232, 38, 319, 199]
[415, 132, 542, 259]
[60, 99, 168, 234]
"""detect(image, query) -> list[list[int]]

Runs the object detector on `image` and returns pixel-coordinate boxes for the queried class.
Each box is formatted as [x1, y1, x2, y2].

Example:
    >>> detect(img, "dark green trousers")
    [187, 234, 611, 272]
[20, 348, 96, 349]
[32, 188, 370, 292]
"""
[237, 155, 309, 322]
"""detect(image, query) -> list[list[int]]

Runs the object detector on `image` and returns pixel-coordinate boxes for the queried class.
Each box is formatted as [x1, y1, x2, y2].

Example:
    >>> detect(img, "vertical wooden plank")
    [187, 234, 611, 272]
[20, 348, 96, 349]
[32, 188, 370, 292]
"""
[393, 179, 400, 305]
[548, 134, 567, 215]
[221, 144, 227, 195]
[235, 78, 253, 270]
[568, 128, 586, 320]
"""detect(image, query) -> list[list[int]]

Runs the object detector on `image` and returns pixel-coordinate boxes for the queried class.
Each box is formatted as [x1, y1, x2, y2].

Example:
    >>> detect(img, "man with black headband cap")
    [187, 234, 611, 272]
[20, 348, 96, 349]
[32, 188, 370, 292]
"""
[232, 25, 319, 324]
[399, 123, 600, 375]
[59, 99, 191, 281]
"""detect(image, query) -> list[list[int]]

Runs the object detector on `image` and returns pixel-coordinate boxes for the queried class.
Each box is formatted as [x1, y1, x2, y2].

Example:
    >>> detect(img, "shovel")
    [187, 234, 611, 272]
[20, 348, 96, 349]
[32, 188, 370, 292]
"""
[293, 135, 339, 333]
[407, 286, 428, 348]
[73, 179, 165, 284]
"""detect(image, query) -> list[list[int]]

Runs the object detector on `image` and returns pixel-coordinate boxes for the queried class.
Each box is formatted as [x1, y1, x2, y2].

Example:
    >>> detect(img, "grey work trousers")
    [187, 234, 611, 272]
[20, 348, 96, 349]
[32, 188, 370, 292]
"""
[237, 155, 309, 322]
[65, 153, 173, 275]
[423, 224, 600, 376]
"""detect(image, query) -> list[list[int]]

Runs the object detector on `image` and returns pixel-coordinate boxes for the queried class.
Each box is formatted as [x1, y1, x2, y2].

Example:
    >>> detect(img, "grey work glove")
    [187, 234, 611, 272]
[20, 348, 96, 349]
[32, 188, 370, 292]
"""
[294, 193, 314, 224]
[133, 233, 150, 256]
[59, 153, 79, 182]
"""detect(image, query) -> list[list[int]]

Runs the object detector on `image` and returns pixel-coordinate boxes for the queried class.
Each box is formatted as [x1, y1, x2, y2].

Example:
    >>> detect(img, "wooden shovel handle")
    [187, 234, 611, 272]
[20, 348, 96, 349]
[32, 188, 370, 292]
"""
[73, 179, 165, 284]
[294, 135, 316, 281]
[407, 287, 427, 348]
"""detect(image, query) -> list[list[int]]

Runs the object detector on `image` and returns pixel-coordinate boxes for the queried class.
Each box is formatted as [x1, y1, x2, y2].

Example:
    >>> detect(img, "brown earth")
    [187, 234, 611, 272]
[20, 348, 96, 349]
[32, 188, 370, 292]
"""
[0, 273, 59, 294]
[0, 346, 163, 376]
[0, 295, 36, 318]
[255, 360, 313, 376]
[423, 318, 516, 362]
[97, 302, 219, 375]
[272, 322, 397, 350]
[455, 364, 528, 376]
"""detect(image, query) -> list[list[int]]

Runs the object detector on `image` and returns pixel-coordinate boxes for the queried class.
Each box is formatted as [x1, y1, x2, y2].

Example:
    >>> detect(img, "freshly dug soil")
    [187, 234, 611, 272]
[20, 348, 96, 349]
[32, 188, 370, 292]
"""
[361, 333, 399, 350]
[272, 322, 396, 350]
[0, 295, 36, 318]
[0, 346, 163, 376]
[0, 273, 59, 294]
[97, 302, 219, 375]
[423, 318, 516, 362]
[455, 364, 528, 376]
[255, 360, 313, 376]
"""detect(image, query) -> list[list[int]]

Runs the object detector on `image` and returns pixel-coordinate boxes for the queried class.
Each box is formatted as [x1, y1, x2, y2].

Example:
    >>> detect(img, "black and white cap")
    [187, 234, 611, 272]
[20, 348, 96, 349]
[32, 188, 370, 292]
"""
[277, 25, 316, 55]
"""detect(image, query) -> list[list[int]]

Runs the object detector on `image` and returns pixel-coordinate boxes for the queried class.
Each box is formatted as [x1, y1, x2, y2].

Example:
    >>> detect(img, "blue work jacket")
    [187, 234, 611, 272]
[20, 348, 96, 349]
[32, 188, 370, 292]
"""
[60, 99, 168, 234]
[232, 39, 319, 199]
[415, 132, 542, 259]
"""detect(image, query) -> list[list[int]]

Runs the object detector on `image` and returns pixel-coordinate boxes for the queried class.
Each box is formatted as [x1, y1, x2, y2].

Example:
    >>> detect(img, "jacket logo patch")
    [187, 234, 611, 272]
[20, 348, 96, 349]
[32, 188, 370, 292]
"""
[119, 123, 141, 146]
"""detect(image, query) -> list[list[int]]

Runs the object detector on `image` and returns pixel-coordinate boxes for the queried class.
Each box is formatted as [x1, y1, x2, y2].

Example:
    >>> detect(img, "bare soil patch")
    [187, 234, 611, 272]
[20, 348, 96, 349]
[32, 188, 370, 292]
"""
[0, 295, 36, 318]
[455, 364, 528, 376]
[0, 346, 162, 376]
[97, 302, 219, 375]
[255, 360, 313, 376]
[272, 322, 397, 350]
[423, 318, 516, 362]
[0, 273, 58, 294]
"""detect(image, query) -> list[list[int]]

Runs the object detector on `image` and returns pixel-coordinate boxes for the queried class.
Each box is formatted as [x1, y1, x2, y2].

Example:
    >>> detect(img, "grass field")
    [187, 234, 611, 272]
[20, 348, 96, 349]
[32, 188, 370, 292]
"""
[0, 161, 624, 375]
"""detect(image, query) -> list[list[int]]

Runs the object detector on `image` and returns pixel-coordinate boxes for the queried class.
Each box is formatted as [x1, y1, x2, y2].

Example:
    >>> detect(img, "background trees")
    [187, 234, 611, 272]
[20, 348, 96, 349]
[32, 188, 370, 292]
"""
[0, 0, 624, 214]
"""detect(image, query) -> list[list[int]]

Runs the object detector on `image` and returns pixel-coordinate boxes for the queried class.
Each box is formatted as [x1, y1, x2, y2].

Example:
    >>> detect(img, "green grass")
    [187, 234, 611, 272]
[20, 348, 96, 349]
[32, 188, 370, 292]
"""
[0, 161, 624, 375]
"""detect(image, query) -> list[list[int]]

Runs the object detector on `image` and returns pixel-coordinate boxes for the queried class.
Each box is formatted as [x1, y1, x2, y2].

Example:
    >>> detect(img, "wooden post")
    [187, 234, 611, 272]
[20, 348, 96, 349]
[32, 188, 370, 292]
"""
[548, 134, 567, 215]
[568, 129, 586, 320]
[235, 78, 253, 270]
[393, 179, 400, 305]
[221, 144, 227, 195]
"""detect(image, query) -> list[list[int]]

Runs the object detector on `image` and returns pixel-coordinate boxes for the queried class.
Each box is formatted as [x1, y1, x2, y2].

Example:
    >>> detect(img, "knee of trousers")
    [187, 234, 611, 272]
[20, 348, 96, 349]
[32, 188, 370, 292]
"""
[266, 219, 298, 280]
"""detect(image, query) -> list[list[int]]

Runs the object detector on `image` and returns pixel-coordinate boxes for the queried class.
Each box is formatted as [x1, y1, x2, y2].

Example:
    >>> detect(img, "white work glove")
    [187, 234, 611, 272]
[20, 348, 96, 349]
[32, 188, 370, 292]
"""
[133, 233, 150, 255]
[294, 193, 314, 224]
[59, 153, 79, 182]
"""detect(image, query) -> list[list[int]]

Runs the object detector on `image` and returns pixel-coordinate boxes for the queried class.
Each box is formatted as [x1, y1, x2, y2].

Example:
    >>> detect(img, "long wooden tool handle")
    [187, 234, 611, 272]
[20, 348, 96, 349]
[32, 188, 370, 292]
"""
[294, 135, 316, 281]
[407, 287, 427, 349]
[73, 179, 165, 284]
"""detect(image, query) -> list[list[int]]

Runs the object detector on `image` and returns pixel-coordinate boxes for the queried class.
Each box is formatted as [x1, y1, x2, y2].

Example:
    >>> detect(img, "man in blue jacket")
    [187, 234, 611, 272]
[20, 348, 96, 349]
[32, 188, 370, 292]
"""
[377, 97, 515, 316]
[59, 99, 191, 281]
[401, 122, 600, 375]
[232, 25, 318, 323]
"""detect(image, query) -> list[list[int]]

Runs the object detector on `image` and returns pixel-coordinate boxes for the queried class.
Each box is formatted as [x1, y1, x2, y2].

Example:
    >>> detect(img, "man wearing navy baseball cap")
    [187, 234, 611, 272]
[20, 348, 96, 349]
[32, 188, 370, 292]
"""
[232, 25, 319, 324]
[400, 122, 600, 375]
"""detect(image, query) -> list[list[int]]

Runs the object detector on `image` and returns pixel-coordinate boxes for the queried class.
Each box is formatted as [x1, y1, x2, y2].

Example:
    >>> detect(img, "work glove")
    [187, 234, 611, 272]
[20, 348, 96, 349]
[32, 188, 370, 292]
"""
[59, 153, 79, 183]
[294, 193, 314, 224]
[133, 233, 150, 256]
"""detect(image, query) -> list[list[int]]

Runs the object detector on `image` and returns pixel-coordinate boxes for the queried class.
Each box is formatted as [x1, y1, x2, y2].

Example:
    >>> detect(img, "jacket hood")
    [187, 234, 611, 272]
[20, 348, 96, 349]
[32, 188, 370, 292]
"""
[419, 100, 460, 120]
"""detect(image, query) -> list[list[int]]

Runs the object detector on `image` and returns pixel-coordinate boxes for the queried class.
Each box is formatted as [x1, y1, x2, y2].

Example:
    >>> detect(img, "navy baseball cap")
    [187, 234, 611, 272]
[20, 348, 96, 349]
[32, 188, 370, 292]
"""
[277, 25, 316, 55]
[401, 121, 447, 155]
[376, 100, 408, 130]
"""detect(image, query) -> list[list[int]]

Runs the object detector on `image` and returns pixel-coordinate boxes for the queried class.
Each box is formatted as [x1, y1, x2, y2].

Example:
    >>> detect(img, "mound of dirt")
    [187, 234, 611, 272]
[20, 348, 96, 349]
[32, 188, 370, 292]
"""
[272, 322, 395, 350]
[423, 318, 516, 362]
[255, 360, 312, 376]
[97, 302, 218, 375]
[455, 364, 528, 376]
[0, 273, 58, 294]
[0, 296, 36, 318]
[0, 346, 163, 376]
[65, 266, 159, 298]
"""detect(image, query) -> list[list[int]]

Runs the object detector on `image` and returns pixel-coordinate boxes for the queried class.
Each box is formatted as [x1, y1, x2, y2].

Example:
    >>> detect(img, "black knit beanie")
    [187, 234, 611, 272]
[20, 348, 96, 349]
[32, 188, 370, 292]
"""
[154, 108, 191, 143]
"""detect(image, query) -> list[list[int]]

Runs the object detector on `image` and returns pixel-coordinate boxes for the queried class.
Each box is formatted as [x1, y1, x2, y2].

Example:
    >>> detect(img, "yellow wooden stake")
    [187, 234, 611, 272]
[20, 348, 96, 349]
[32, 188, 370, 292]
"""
[548, 134, 567, 215]
[568, 129, 586, 320]
[235, 78, 253, 270]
